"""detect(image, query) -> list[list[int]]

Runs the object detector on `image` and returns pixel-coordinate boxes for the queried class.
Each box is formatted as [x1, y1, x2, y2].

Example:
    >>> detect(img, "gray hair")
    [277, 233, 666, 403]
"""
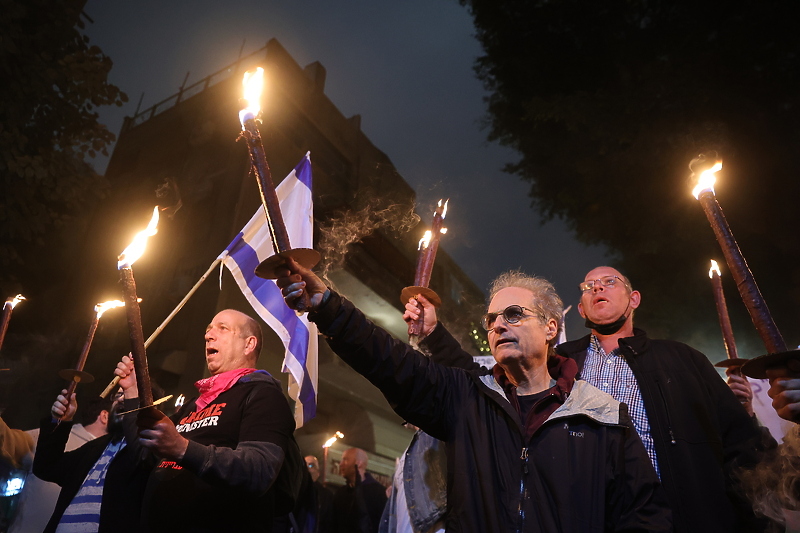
[488, 271, 564, 352]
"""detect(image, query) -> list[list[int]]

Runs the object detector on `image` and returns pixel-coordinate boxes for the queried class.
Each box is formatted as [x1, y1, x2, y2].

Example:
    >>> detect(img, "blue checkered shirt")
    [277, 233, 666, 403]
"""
[581, 335, 660, 478]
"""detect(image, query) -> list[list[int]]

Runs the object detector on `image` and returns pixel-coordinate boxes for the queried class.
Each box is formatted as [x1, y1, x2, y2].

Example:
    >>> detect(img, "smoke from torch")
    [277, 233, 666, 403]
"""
[317, 200, 419, 287]
[738, 425, 800, 528]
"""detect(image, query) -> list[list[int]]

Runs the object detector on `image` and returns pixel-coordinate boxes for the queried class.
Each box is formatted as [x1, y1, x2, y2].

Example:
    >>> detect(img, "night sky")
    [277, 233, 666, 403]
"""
[82, 0, 609, 338]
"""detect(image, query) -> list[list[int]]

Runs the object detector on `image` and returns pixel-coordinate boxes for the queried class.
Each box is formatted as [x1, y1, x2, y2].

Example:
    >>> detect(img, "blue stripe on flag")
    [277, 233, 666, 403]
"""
[226, 240, 315, 413]
[221, 152, 317, 424]
[295, 156, 312, 189]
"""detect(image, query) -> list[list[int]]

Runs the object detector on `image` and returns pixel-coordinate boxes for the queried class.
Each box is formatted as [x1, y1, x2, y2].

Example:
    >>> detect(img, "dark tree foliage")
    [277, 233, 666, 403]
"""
[459, 0, 800, 349]
[0, 0, 127, 425]
[0, 0, 127, 290]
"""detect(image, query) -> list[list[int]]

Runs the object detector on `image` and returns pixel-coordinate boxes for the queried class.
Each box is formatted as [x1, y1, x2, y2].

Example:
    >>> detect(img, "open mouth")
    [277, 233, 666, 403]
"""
[592, 297, 609, 305]
[206, 347, 219, 357]
[495, 338, 515, 347]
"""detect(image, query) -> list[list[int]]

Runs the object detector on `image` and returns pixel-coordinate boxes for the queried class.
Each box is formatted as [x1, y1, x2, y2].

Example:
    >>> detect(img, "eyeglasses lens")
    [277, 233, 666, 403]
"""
[481, 305, 526, 330]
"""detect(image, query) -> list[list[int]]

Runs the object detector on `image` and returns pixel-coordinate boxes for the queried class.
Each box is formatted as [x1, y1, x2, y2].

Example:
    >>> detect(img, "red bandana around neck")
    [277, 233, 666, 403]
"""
[193, 367, 256, 411]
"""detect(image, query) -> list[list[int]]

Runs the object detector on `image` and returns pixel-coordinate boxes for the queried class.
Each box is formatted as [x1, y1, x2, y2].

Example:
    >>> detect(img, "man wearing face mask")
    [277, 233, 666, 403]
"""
[553, 266, 769, 533]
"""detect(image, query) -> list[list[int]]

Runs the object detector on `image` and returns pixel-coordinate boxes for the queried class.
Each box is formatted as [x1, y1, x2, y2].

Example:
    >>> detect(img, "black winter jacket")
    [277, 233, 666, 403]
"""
[555, 330, 770, 533]
[311, 292, 671, 533]
[33, 398, 151, 533]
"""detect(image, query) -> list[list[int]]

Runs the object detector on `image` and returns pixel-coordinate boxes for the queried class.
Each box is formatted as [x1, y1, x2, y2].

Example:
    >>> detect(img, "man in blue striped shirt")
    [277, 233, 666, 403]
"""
[33, 356, 151, 533]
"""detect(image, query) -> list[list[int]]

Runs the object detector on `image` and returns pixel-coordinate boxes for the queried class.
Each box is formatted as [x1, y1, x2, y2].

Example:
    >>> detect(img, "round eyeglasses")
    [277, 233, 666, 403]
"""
[480, 305, 541, 331]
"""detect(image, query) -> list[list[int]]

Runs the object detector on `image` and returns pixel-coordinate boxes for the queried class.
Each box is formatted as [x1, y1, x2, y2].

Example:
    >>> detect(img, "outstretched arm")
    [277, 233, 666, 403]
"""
[277, 259, 463, 439]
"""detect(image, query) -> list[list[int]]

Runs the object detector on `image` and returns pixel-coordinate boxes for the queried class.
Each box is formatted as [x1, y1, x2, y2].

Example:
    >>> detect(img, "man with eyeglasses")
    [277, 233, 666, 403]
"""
[276, 261, 671, 533]
[553, 266, 769, 533]
[406, 265, 772, 532]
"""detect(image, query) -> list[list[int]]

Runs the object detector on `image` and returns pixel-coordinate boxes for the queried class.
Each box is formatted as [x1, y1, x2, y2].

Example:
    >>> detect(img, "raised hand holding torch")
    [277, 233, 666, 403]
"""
[688, 155, 800, 380]
[56, 300, 126, 414]
[118, 207, 159, 407]
[402, 200, 448, 346]
[238, 67, 320, 282]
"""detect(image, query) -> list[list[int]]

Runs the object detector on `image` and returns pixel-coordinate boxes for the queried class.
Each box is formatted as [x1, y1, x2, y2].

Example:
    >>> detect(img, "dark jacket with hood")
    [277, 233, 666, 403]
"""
[309, 292, 671, 533]
[555, 330, 770, 533]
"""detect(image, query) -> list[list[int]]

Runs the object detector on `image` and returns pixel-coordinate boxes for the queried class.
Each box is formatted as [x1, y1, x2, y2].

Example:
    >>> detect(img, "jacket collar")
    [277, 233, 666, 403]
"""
[489, 353, 577, 400]
[477, 354, 579, 439]
[548, 381, 621, 425]
[556, 328, 651, 361]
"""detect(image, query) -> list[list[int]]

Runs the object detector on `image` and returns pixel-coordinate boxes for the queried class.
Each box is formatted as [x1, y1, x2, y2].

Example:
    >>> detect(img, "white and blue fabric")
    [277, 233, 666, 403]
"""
[218, 152, 318, 427]
[55, 438, 126, 533]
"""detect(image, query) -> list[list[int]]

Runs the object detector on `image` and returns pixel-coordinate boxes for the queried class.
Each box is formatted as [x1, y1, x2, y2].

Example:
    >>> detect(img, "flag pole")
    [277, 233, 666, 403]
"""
[100, 257, 223, 398]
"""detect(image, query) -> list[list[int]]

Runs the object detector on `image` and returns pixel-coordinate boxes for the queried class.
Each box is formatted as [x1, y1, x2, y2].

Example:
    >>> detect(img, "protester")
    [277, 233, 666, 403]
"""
[562, 266, 771, 532]
[277, 260, 670, 533]
[305, 455, 334, 532]
[331, 447, 387, 533]
[136, 308, 303, 533]
[32, 356, 150, 533]
[10, 395, 112, 533]
[408, 265, 768, 532]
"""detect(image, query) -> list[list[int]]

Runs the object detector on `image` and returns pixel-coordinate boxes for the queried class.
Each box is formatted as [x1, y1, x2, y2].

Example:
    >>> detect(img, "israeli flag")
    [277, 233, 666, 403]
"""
[218, 152, 318, 427]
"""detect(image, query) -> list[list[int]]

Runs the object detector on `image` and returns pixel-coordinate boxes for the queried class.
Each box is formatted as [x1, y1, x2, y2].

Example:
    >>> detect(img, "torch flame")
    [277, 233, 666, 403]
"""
[709, 259, 721, 279]
[4, 294, 25, 310]
[418, 230, 432, 251]
[436, 199, 449, 219]
[692, 161, 723, 199]
[94, 300, 126, 319]
[322, 431, 344, 448]
[239, 67, 265, 127]
[118, 207, 160, 269]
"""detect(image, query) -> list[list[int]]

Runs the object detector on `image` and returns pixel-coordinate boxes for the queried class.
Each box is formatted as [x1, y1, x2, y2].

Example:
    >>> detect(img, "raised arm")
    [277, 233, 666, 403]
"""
[276, 258, 464, 439]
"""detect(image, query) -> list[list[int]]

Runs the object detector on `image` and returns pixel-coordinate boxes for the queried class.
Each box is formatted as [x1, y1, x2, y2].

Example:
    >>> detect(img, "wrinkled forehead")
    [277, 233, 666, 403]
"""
[488, 287, 536, 311]
[583, 267, 623, 282]
[208, 310, 245, 330]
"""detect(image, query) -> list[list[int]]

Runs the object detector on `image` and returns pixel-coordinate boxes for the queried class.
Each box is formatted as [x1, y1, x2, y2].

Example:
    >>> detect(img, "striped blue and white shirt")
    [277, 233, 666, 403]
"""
[55, 437, 126, 533]
[581, 335, 660, 478]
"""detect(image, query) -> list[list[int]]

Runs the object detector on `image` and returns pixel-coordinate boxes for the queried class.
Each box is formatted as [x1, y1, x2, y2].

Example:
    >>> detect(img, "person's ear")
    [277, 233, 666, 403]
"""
[244, 335, 257, 356]
[545, 318, 558, 341]
[629, 290, 641, 309]
[99, 409, 110, 426]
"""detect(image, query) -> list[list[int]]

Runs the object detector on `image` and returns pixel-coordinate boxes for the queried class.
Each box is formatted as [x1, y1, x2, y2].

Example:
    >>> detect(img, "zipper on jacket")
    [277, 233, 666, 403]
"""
[655, 379, 676, 445]
[518, 447, 529, 533]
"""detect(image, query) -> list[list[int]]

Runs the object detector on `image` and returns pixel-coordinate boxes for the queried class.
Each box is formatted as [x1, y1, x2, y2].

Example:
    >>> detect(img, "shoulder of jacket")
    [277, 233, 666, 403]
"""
[556, 334, 591, 355]
[549, 380, 622, 426]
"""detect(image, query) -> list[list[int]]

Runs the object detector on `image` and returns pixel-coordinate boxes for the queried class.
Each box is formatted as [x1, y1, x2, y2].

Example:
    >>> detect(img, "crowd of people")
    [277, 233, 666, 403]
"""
[0, 262, 798, 532]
